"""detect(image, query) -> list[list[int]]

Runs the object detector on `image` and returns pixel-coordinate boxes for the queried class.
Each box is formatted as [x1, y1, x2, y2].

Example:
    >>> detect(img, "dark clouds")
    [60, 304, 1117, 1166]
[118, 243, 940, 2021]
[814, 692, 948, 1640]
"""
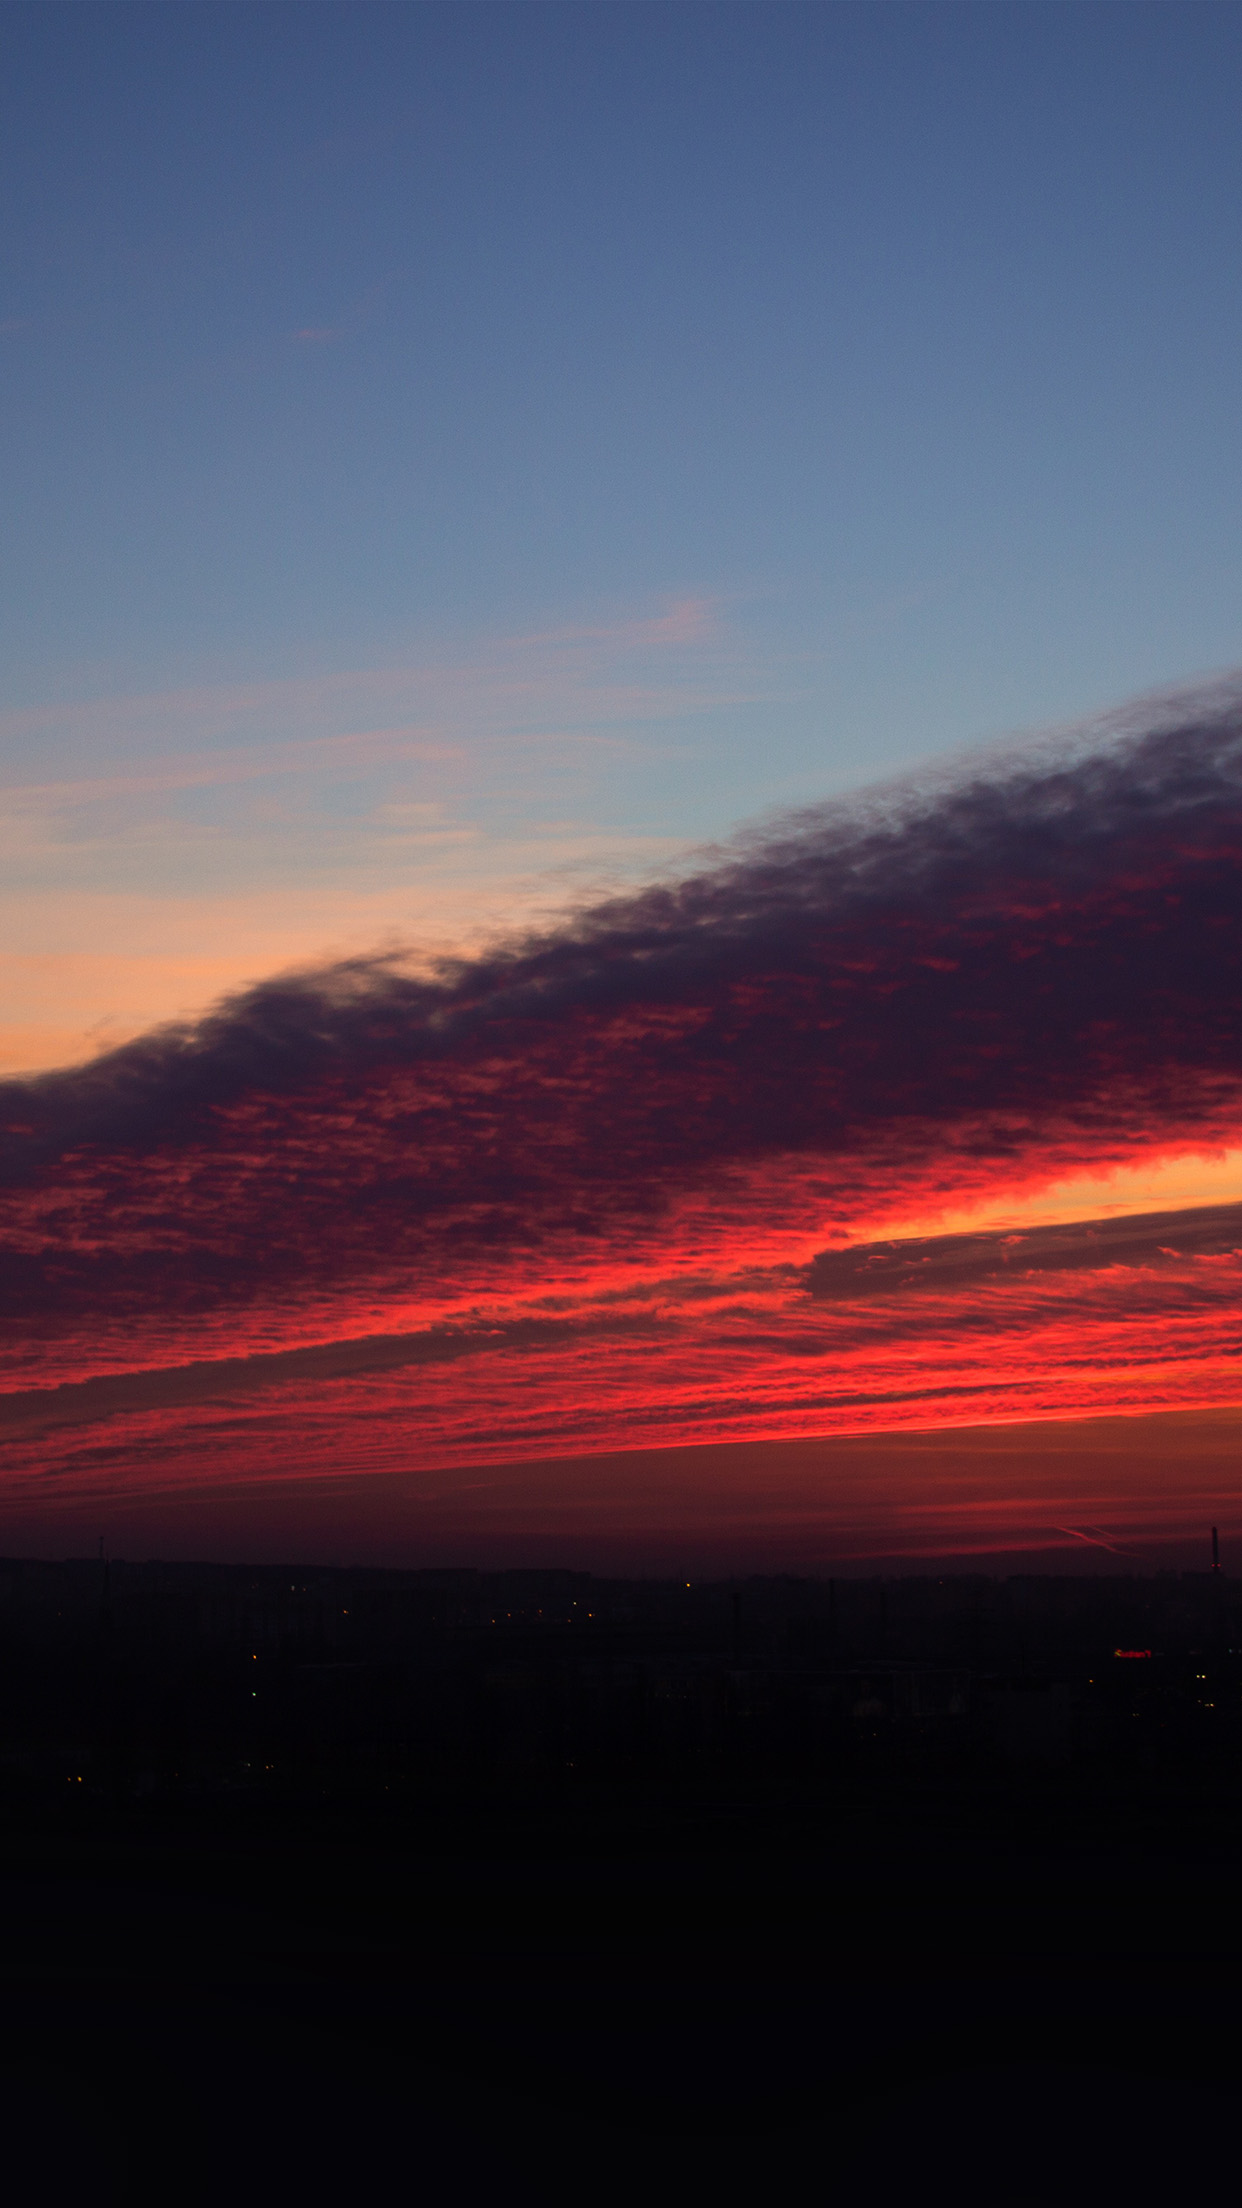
[806, 1200, 1242, 1297]
[0, 1308, 661, 1441]
[7, 688, 1242, 1342]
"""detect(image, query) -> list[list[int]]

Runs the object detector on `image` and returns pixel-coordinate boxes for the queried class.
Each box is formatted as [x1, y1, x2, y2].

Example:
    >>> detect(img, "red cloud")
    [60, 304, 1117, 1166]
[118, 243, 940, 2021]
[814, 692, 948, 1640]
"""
[7, 689, 1242, 1535]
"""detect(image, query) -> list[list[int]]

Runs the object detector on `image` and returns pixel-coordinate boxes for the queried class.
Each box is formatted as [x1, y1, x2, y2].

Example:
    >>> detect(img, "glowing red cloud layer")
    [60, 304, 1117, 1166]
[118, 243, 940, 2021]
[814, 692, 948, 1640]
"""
[4, 1205, 1242, 1492]
[7, 684, 1242, 1549]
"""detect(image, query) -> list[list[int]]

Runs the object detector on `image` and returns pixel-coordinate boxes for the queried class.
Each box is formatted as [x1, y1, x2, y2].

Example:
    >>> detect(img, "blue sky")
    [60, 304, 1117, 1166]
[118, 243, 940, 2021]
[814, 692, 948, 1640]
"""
[5, 0, 1242, 1068]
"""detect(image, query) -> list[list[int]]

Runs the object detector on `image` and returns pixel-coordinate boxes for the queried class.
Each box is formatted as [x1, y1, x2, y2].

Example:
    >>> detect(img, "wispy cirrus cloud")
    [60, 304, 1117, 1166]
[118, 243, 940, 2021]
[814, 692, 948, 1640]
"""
[0, 596, 741, 1070]
[0, 595, 738, 759]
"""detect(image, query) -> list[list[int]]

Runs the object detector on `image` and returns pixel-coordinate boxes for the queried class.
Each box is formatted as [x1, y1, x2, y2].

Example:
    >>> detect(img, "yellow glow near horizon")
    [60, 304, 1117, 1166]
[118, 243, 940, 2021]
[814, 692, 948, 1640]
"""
[883, 1146, 1242, 1244]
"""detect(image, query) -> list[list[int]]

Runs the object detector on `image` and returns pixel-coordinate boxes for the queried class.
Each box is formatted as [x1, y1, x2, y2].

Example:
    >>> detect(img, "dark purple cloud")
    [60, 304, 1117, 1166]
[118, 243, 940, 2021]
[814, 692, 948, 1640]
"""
[6, 686, 1242, 1344]
[807, 1199, 1242, 1297]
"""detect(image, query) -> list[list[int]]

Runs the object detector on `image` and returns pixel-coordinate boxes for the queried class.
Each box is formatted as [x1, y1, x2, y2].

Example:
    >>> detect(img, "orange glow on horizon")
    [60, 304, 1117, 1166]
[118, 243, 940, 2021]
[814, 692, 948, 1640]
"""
[879, 1143, 1242, 1242]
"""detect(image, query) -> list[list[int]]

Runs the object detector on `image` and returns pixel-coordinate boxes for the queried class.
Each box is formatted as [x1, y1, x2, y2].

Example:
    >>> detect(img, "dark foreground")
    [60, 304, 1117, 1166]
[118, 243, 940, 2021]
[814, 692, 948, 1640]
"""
[3, 1557, 1241, 2203]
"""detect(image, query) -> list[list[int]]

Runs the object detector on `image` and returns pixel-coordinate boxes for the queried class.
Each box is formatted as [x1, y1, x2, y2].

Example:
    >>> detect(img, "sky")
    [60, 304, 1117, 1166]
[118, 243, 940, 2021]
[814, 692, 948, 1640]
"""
[6, 0, 1242, 1567]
